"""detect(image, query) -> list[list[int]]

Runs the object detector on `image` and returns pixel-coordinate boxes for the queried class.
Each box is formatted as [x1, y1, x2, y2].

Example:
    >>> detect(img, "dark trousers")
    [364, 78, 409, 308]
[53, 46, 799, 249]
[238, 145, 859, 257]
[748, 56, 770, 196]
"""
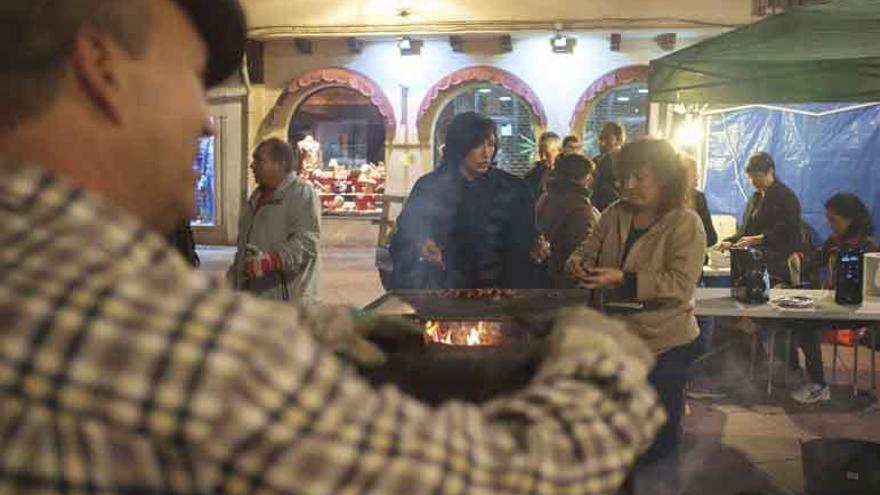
[635, 343, 696, 490]
[689, 316, 714, 378]
[793, 327, 826, 385]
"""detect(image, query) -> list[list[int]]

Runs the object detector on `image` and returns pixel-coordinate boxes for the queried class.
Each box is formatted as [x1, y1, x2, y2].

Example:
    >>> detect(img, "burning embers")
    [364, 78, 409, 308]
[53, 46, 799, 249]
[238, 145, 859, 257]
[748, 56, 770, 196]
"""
[423, 320, 506, 347]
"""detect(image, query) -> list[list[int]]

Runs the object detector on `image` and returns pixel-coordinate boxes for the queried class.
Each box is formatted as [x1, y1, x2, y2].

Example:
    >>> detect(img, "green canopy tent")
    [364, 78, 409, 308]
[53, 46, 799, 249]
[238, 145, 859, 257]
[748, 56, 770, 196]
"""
[649, 0, 880, 104]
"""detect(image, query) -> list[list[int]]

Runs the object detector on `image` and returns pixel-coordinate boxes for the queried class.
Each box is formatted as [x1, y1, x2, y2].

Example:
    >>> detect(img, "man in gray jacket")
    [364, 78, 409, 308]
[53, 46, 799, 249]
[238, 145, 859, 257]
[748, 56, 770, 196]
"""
[231, 138, 321, 304]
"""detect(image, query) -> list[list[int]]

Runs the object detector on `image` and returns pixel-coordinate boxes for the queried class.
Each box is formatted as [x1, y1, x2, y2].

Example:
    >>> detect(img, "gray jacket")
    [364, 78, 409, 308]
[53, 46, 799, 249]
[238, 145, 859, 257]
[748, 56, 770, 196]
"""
[231, 174, 321, 304]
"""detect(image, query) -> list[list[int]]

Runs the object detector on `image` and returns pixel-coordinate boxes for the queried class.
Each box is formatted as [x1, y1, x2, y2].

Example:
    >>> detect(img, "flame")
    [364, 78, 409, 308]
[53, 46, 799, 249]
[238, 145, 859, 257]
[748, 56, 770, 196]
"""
[424, 320, 504, 346]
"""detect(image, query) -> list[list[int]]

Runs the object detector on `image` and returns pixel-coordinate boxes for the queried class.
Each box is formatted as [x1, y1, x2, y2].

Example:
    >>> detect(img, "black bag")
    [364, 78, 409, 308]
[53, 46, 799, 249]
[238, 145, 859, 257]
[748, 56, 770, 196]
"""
[802, 438, 880, 495]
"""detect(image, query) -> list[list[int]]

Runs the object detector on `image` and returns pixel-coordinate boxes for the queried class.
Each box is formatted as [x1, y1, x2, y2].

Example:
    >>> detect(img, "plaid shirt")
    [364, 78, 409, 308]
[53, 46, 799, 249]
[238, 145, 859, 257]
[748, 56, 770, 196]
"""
[0, 156, 663, 494]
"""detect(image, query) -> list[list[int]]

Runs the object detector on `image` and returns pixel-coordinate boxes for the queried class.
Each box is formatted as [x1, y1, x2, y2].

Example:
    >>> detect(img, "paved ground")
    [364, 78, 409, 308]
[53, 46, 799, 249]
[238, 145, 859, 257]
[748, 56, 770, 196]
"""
[198, 244, 880, 495]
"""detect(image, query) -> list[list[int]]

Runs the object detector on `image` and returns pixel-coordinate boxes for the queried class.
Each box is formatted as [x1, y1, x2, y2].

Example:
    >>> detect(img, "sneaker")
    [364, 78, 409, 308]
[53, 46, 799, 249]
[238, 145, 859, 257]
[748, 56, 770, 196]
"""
[790, 383, 831, 404]
[687, 380, 727, 399]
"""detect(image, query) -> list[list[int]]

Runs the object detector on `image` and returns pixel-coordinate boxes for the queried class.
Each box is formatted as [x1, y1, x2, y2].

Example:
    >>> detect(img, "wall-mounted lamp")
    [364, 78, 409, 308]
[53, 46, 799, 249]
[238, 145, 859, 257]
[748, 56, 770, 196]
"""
[500, 35, 513, 53]
[345, 37, 363, 55]
[610, 33, 621, 52]
[449, 36, 464, 53]
[398, 37, 423, 56]
[294, 38, 313, 55]
[655, 33, 677, 51]
[550, 33, 575, 53]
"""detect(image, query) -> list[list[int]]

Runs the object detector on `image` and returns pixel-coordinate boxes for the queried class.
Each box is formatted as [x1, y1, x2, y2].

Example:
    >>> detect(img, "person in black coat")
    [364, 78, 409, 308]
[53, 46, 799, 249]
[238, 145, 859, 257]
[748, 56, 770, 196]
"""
[682, 155, 718, 249]
[166, 220, 200, 267]
[390, 112, 539, 289]
[717, 152, 803, 284]
[523, 131, 561, 201]
[591, 122, 625, 211]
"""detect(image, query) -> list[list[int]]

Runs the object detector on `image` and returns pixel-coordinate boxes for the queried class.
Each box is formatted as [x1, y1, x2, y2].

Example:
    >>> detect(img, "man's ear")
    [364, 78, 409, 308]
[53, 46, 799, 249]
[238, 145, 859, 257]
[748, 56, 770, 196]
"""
[70, 28, 130, 125]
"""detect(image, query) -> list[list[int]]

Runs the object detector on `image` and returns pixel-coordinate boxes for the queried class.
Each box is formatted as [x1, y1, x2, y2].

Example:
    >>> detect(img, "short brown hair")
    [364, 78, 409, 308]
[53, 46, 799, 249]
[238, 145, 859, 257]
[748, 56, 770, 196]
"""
[600, 122, 626, 142]
[616, 138, 688, 213]
[0, 0, 151, 131]
[554, 153, 595, 182]
[258, 138, 296, 174]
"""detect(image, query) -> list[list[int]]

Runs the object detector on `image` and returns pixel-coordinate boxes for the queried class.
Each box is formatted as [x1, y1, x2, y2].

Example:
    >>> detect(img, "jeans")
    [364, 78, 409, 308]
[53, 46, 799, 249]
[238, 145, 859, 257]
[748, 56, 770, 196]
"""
[689, 316, 714, 379]
[635, 343, 697, 490]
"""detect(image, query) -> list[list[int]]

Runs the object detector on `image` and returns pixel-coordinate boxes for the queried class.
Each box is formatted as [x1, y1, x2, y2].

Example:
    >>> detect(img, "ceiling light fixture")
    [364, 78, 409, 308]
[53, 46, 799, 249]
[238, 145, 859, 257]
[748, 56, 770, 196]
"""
[550, 33, 575, 54]
[397, 37, 422, 55]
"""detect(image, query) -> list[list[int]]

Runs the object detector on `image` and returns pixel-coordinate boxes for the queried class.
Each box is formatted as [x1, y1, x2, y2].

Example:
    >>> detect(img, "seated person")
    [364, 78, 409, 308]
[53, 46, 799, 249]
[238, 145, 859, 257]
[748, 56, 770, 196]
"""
[390, 112, 538, 289]
[536, 153, 598, 288]
[791, 193, 878, 404]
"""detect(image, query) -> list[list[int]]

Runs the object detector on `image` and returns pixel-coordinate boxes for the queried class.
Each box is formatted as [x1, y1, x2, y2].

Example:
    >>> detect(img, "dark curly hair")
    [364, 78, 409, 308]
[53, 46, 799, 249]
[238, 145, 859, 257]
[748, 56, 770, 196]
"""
[825, 192, 873, 238]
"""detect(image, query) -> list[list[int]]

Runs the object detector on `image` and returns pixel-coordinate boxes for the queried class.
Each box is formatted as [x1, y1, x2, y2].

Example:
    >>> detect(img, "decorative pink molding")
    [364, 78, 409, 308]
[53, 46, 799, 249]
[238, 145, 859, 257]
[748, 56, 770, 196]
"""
[282, 67, 397, 136]
[417, 66, 547, 128]
[568, 65, 649, 130]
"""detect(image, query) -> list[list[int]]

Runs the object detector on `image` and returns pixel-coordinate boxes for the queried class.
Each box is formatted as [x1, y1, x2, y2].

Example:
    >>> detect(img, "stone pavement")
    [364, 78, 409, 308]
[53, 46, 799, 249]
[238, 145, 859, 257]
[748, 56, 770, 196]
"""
[198, 245, 880, 495]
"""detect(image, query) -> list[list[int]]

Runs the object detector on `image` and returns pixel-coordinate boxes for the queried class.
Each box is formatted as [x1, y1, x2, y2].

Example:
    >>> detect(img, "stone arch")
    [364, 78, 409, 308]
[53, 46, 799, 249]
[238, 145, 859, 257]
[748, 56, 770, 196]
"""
[416, 66, 548, 145]
[568, 65, 649, 133]
[255, 67, 397, 147]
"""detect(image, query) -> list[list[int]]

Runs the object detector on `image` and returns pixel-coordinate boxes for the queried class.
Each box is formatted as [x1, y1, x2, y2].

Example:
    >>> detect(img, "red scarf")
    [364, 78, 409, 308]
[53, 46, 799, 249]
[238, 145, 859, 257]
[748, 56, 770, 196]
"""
[255, 186, 276, 209]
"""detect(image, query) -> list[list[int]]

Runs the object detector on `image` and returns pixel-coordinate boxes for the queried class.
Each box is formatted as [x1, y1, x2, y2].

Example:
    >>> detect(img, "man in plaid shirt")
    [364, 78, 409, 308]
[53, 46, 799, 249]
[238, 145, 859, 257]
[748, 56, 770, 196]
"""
[0, 1, 664, 493]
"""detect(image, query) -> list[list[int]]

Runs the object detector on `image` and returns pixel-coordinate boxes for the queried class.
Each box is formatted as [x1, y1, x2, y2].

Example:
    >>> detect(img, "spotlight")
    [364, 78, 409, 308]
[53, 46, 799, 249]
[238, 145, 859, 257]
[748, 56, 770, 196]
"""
[550, 34, 575, 53]
[397, 37, 422, 55]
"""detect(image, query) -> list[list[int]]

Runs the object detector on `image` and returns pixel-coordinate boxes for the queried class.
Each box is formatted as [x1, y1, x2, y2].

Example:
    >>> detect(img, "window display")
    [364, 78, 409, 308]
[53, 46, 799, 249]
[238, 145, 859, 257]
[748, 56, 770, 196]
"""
[191, 135, 216, 226]
[290, 88, 387, 217]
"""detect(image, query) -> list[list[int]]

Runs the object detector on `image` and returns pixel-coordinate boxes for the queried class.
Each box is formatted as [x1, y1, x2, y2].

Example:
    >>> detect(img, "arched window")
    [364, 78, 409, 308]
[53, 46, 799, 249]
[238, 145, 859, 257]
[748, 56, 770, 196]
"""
[583, 82, 649, 157]
[288, 87, 388, 217]
[433, 84, 537, 177]
[289, 87, 387, 169]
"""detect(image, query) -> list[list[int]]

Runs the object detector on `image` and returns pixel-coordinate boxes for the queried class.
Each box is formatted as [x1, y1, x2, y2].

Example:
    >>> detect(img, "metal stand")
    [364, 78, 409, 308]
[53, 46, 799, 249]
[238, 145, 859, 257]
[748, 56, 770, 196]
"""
[767, 328, 776, 398]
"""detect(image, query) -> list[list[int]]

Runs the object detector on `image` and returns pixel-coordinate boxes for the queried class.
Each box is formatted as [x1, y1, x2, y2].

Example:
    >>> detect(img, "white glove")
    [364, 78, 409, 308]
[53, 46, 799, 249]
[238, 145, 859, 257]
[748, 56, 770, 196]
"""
[540, 307, 654, 379]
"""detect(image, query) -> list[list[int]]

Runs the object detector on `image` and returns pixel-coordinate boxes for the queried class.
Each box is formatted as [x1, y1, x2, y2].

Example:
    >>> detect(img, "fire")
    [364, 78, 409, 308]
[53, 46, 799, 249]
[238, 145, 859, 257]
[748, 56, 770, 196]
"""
[424, 320, 505, 346]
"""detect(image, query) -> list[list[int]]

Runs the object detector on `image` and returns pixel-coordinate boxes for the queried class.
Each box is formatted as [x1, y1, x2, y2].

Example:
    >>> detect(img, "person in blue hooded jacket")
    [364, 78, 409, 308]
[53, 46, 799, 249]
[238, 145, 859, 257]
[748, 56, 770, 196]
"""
[391, 112, 539, 289]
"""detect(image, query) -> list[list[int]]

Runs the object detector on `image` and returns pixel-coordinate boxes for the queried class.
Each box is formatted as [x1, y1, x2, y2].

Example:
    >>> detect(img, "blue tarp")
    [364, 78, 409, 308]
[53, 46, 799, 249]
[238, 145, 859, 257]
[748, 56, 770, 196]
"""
[704, 103, 880, 243]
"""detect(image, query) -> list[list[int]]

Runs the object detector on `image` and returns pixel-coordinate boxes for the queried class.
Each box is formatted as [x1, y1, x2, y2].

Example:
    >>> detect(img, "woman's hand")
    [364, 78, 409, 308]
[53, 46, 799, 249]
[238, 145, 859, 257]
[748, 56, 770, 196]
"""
[565, 253, 589, 281]
[715, 241, 733, 252]
[578, 267, 625, 289]
[734, 235, 764, 248]
[419, 238, 445, 270]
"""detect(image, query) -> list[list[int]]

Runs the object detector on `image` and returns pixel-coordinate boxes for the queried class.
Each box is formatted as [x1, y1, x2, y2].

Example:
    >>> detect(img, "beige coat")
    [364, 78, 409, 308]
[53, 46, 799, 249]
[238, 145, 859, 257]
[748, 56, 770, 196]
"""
[574, 203, 706, 353]
[231, 173, 321, 304]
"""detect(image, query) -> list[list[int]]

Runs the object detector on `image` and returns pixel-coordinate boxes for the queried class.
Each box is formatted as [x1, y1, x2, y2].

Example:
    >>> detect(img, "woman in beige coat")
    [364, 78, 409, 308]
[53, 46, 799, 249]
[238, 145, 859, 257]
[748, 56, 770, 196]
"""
[567, 138, 706, 493]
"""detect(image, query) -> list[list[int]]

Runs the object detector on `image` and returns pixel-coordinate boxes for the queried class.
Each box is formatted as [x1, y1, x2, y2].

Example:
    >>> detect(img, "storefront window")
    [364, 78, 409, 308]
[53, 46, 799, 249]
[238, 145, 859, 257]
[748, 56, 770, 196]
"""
[583, 83, 649, 157]
[191, 135, 216, 227]
[433, 85, 536, 177]
[289, 87, 386, 217]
